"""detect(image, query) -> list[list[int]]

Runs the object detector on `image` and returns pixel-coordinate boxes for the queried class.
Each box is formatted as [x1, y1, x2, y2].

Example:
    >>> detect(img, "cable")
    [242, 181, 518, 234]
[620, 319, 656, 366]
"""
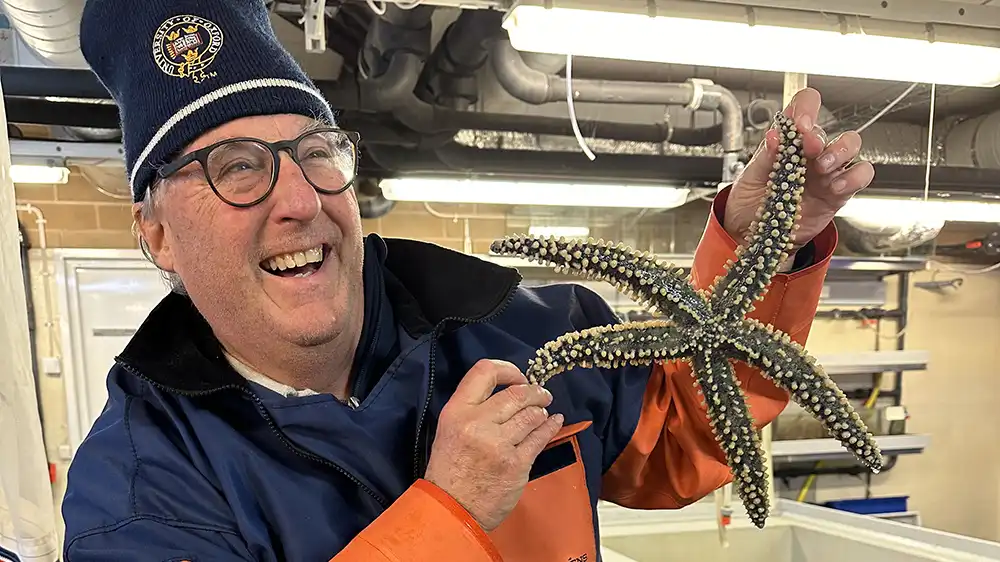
[565, 53, 596, 161]
[923, 83, 936, 204]
[855, 82, 918, 134]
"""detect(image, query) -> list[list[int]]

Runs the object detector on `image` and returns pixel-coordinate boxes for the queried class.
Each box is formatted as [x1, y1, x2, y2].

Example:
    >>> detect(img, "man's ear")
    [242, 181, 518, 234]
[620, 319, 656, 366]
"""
[132, 202, 175, 272]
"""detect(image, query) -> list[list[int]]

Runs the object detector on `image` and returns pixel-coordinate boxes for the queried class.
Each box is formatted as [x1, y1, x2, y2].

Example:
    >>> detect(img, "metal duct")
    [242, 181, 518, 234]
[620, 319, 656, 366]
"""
[2, 0, 86, 67]
[1, 0, 121, 142]
[943, 110, 1000, 169]
[837, 216, 944, 255]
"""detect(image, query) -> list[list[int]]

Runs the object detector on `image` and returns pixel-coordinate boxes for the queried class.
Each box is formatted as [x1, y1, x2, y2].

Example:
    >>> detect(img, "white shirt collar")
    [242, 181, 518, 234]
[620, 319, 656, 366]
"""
[222, 349, 319, 398]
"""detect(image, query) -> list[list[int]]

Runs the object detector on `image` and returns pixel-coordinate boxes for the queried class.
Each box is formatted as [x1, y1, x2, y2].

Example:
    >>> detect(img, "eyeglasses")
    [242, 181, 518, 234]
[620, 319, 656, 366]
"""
[156, 127, 361, 207]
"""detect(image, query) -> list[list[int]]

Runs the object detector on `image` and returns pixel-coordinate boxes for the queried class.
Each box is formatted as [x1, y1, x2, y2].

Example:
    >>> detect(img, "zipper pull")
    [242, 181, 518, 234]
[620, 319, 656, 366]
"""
[346, 396, 360, 409]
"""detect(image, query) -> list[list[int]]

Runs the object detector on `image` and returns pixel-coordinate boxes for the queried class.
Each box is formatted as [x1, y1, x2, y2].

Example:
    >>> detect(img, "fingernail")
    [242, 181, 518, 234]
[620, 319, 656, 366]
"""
[832, 178, 848, 193]
[541, 408, 548, 417]
[553, 413, 564, 424]
[819, 153, 835, 171]
[800, 115, 813, 132]
[542, 388, 553, 400]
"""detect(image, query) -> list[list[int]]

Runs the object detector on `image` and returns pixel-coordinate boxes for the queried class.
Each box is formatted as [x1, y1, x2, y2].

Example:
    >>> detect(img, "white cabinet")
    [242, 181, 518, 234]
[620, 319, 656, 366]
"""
[53, 249, 167, 453]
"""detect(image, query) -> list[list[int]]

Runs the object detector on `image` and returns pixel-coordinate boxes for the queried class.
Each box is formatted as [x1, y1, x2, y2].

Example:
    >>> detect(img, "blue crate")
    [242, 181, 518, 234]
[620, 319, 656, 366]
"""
[823, 496, 909, 515]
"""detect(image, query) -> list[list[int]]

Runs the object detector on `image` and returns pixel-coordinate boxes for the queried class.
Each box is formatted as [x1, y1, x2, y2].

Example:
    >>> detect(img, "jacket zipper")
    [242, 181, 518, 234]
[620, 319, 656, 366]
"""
[118, 362, 389, 510]
[411, 283, 521, 481]
[350, 305, 382, 404]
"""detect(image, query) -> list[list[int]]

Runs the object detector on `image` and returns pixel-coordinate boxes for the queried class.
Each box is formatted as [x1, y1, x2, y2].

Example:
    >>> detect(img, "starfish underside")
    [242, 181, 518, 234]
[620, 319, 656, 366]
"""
[489, 112, 882, 528]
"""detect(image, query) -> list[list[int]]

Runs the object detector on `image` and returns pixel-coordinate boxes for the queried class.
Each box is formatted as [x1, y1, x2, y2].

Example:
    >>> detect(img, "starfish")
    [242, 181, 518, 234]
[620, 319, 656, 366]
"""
[489, 112, 881, 528]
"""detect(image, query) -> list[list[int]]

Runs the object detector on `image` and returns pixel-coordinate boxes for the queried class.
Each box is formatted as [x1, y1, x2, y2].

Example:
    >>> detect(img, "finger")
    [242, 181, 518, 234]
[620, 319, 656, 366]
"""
[484, 381, 553, 424]
[782, 87, 821, 133]
[812, 131, 862, 175]
[800, 124, 828, 159]
[733, 129, 780, 186]
[453, 359, 529, 405]
[515, 413, 565, 463]
[501, 405, 550, 445]
[827, 160, 875, 200]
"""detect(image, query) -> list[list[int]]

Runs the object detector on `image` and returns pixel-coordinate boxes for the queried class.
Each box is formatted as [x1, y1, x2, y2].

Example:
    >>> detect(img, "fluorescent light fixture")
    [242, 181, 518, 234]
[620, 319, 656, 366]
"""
[503, 5, 1000, 87]
[528, 225, 591, 238]
[379, 177, 691, 209]
[10, 164, 70, 184]
[837, 197, 1000, 223]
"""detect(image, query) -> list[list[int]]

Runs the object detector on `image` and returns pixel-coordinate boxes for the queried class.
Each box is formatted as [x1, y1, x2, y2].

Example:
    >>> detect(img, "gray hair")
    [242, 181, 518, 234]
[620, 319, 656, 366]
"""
[134, 179, 188, 295]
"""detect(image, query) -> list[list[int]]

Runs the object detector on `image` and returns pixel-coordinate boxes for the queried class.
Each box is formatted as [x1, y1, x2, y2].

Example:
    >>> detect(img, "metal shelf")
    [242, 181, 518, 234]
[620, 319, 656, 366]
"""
[814, 350, 929, 375]
[771, 434, 930, 464]
[871, 511, 923, 526]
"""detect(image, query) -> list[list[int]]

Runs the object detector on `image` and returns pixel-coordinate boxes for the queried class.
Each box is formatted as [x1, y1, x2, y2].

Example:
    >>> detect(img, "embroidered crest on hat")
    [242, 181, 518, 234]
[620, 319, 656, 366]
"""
[152, 15, 224, 83]
[81, 0, 335, 201]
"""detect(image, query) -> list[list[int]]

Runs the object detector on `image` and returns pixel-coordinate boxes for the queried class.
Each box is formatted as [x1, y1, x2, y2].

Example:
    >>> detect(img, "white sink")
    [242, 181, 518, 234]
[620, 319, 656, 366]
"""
[595, 499, 1000, 562]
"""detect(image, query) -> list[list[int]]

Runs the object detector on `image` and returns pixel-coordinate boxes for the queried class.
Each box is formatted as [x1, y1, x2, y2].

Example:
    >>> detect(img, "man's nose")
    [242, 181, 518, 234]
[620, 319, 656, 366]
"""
[269, 152, 322, 222]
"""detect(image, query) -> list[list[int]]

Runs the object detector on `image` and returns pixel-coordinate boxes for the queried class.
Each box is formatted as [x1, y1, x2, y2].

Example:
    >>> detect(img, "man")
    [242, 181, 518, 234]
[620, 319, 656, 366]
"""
[61, 0, 874, 560]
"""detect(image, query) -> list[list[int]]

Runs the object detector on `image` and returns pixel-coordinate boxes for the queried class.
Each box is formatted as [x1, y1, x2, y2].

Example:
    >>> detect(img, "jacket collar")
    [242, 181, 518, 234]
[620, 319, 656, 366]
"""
[115, 235, 522, 395]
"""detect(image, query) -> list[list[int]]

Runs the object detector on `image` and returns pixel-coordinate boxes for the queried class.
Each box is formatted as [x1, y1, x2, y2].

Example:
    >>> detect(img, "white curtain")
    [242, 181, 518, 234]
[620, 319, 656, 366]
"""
[0, 84, 59, 562]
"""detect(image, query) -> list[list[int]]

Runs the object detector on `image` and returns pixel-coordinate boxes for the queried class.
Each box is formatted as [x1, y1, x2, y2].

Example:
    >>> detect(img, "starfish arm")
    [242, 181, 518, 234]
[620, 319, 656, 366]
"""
[691, 347, 770, 528]
[709, 112, 805, 321]
[490, 235, 709, 326]
[725, 319, 883, 473]
[523, 320, 692, 386]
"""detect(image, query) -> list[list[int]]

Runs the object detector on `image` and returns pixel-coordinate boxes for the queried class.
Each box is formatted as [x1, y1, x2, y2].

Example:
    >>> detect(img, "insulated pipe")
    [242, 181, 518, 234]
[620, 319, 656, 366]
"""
[356, 4, 435, 110]
[489, 39, 745, 154]
[416, 8, 505, 109]
[1, 0, 119, 142]
[1, 0, 86, 67]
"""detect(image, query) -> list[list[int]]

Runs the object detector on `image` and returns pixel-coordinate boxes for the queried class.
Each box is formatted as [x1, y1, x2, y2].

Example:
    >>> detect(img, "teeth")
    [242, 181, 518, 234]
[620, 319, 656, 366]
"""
[263, 245, 324, 272]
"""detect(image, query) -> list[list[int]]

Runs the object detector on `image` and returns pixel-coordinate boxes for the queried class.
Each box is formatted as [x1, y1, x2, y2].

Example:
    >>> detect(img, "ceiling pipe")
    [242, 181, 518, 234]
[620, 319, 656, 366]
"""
[489, 38, 744, 154]
[338, 5, 729, 149]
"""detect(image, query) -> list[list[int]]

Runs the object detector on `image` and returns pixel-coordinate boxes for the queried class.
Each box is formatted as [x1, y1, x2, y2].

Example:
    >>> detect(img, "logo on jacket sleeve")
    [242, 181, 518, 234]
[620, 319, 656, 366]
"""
[152, 15, 224, 84]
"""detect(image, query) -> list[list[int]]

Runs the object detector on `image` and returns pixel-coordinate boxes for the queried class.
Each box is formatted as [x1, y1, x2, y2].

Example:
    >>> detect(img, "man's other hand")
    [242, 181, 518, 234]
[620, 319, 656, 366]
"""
[424, 359, 564, 531]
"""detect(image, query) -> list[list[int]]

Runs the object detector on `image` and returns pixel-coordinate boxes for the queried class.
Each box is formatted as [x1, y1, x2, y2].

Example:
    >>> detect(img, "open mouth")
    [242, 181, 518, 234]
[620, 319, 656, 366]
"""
[261, 244, 328, 278]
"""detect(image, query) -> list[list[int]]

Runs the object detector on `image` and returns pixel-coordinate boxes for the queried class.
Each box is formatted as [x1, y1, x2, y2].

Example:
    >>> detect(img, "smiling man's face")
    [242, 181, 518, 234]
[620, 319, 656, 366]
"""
[135, 113, 366, 363]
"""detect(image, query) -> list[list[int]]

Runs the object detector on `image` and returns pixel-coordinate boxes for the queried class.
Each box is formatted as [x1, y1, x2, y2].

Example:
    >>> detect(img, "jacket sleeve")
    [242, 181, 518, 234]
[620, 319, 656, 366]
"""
[64, 479, 501, 562]
[599, 185, 838, 509]
[335, 479, 503, 561]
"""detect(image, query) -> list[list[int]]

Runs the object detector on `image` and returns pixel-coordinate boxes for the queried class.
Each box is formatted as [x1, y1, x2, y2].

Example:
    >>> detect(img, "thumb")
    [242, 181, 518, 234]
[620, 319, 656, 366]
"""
[735, 128, 781, 188]
[453, 359, 529, 405]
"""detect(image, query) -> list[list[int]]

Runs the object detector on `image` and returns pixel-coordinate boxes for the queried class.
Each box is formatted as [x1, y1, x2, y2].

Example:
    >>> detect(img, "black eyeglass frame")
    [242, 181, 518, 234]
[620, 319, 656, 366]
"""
[155, 127, 362, 208]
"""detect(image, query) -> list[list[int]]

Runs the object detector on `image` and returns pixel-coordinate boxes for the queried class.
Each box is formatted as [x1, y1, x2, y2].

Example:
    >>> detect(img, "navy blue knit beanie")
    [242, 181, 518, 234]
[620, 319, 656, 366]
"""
[80, 0, 335, 202]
